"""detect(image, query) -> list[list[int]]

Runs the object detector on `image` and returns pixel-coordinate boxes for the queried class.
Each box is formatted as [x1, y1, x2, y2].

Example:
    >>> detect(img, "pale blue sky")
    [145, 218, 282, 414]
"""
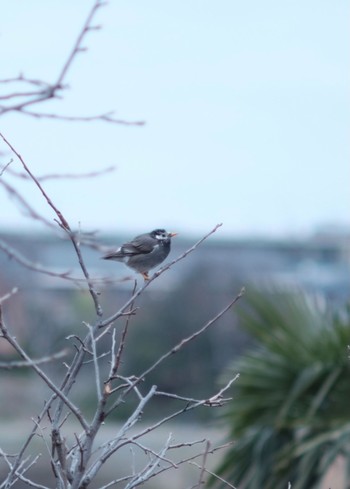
[1, 1, 349, 238]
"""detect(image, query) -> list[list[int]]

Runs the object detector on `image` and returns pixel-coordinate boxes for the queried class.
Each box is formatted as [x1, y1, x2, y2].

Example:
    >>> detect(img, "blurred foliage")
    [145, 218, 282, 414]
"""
[212, 288, 350, 489]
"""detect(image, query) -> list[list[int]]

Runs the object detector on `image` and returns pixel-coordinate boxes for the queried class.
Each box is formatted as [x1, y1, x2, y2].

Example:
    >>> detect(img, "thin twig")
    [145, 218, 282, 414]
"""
[0, 1, 104, 117]
[107, 289, 244, 414]
[194, 440, 210, 489]
[131, 376, 239, 442]
[0, 449, 49, 489]
[154, 375, 239, 407]
[124, 433, 173, 489]
[0, 287, 18, 305]
[0, 2, 144, 125]
[0, 132, 70, 229]
[129, 437, 178, 470]
[20, 109, 145, 126]
[0, 348, 68, 369]
[0, 165, 115, 181]
[0, 132, 103, 317]
[81, 386, 158, 485]
[0, 178, 58, 230]
[0, 236, 130, 286]
[54, 0, 106, 89]
[0, 394, 60, 489]
[106, 280, 138, 382]
[189, 461, 237, 489]
[0, 307, 89, 432]
[0, 75, 49, 87]
[0, 159, 13, 176]
[85, 322, 102, 401]
[142, 442, 235, 487]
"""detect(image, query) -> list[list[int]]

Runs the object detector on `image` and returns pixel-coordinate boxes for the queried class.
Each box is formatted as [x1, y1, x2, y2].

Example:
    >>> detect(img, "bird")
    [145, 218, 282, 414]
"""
[102, 229, 177, 280]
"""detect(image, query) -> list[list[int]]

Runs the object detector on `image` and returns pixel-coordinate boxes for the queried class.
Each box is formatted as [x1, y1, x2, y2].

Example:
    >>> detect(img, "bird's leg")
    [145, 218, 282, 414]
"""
[141, 272, 150, 281]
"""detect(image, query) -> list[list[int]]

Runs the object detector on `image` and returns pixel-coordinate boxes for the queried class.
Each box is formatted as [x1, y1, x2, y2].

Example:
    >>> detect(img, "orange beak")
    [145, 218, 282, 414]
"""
[169, 232, 178, 237]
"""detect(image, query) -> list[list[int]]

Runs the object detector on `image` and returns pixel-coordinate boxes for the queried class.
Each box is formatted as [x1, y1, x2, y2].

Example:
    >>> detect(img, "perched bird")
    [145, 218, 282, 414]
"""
[102, 229, 177, 280]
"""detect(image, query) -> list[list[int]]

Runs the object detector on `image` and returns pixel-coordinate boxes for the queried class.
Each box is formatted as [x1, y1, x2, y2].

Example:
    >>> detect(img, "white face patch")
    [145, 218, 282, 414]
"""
[155, 232, 168, 240]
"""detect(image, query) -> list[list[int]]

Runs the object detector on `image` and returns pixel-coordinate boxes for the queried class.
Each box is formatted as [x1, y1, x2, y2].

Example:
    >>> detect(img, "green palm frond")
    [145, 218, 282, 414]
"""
[212, 288, 350, 489]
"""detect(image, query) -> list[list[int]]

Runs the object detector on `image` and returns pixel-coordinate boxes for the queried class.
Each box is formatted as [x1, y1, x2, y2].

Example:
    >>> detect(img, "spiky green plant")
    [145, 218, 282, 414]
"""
[212, 289, 350, 489]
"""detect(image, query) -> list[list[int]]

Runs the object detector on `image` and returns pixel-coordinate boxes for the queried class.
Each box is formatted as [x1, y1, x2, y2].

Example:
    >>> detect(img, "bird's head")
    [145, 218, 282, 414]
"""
[151, 229, 178, 241]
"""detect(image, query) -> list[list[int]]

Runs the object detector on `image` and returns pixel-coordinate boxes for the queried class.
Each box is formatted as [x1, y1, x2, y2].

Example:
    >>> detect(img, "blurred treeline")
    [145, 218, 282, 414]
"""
[0, 230, 349, 421]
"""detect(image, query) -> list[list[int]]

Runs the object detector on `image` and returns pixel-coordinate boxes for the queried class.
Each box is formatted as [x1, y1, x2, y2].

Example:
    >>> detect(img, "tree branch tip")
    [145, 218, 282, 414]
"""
[0, 286, 19, 305]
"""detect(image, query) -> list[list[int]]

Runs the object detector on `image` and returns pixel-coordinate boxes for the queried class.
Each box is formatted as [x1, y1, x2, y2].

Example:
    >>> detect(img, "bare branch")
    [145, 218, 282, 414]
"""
[0, 1, 144, 125]
[19, 109, 145, 126]
[0, 287, 18, 305]
[85, 322, 102, 401]
[0, 348, 68, 369]
[0, 131, 239, 489]
[81, 385, 158, 485]
[0, 307, 89, 432]
[129, 375, 240, 443]
[0, 178, 58, 230]
[154, 374, 239, 408]
[0, 238, 81, 283]
[0, 75, 50, 87]
[106, 289, 244, 414]
[0, 449, 49, 489]
[0, 90, 47, 101]
[1, 2, 102, 115]
[0, 132, 70, 229]
[203, 375, 239, 407]
[0, 132, 103, 317]
[0, 393, 61, 489]
[0, 159, 13, 176]
[124, 433, 173, 489]
[129, 437, 178, 470]
[139, 290, 243, 381]
[140, 442, 235, 487]
[0, 164, 115, 182]
[189, 460, 238, 489]
[193, 440, 210, 489]
[54, 0, 106, 89]
[106, 280, 138, 383]
[98, 475, 134, 489]
[0, 237, 132, 287]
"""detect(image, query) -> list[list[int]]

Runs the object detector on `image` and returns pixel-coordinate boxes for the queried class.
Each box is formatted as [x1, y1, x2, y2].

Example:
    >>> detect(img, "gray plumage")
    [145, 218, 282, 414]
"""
[102, 229, 177, 279]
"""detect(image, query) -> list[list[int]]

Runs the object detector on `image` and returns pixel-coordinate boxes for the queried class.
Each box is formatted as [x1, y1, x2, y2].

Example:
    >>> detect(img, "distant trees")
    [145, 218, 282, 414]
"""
[212, 289, 350, 489]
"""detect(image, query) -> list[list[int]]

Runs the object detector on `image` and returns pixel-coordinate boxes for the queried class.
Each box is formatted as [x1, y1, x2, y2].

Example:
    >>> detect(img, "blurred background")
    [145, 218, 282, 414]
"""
[1, 1, 349, 487]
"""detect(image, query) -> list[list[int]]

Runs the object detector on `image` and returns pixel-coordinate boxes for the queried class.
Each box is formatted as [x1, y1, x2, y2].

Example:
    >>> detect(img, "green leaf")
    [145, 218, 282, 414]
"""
[211, 288, 350, 489]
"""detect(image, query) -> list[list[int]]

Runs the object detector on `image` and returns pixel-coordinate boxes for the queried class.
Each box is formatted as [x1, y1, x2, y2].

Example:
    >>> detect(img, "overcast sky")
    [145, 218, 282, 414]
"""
[1, 1, 349, 239]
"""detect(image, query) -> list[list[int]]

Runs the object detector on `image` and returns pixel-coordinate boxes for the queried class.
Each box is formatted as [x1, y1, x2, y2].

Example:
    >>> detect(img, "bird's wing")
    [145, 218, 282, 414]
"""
[121, 235, 156, 256]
